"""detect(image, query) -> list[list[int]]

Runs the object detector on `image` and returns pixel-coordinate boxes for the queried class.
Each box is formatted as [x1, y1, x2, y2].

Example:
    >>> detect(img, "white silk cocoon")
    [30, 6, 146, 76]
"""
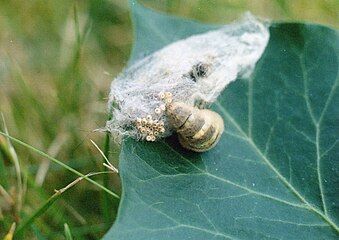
[107, 14, 270, 141]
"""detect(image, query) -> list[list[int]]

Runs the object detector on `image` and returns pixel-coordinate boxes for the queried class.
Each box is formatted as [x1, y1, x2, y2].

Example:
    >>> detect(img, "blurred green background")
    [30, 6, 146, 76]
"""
[0, 0, 337, 239]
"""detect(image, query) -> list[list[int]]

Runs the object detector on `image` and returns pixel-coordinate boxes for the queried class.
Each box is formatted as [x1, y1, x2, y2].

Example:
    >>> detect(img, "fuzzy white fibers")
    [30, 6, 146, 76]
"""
[106, 14, 269, 141]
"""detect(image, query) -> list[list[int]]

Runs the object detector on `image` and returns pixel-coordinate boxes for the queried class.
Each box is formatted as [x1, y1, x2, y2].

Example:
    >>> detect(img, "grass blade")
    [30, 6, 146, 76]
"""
[73, 4, 81, 47]
[0, 137, 9, 187]
[15, 172, 112, 236]
[103, 133, 113, 226]
[90, 134, 118, 227]
[0, 131, 119, 199]
[3, 223, 16, 240]
[35, 133, 69, 186]
[64, 223, 74, 240]
[15, 192, 61, 237]
[0, 184, 14, 206]
[1, 114, 24, 213]
[90, 138, 118, 173]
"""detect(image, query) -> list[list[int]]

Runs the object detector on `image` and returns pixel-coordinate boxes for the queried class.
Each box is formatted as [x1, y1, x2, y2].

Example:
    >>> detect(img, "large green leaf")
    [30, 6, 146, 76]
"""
[128, 0, 218, 64]
[105, 1, 339, 239]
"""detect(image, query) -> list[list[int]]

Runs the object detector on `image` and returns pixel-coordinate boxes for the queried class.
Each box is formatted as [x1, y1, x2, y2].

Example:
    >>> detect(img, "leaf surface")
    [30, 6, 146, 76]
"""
[105, 1, 339, 239]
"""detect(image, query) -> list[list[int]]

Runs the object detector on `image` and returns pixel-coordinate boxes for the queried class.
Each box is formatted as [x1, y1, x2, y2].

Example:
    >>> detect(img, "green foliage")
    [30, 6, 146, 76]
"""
[129, 0, 218, 64]
[0, 0, 337, 239]
[64, 223, 74, 240]
[0, 1, 125, 238]
[104, 2, 339, 239]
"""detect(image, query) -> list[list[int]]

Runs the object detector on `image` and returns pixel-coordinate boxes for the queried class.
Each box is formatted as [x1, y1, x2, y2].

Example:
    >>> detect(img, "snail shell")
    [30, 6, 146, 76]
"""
[166, 102, 224, 152]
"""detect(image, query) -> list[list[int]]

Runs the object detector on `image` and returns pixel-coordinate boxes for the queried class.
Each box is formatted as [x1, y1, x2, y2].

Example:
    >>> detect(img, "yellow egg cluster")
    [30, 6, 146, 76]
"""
[135, 115, 165, 141]
[135, 91, 173, 142]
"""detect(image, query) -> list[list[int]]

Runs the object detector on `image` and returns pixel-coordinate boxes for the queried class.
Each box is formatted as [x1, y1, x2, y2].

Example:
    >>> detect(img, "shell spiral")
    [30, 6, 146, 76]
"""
[166, 102, 224, 152]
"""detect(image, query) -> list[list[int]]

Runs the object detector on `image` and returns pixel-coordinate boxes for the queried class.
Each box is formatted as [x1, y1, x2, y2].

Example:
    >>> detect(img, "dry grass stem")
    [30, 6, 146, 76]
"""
[90, 139, 119, 173]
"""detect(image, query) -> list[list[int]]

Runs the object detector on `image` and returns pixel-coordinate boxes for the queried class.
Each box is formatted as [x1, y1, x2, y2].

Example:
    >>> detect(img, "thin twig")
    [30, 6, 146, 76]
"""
[90, 139, 119, 173]
[0, 131, 119, 199]
[15, 171, 112, 236]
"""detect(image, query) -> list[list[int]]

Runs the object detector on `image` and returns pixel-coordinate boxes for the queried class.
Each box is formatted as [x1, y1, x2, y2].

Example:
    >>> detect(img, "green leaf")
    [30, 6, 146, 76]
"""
[64, 223, 74, 240]
[128, 0, 218, 64]
[105, 1, 339, 239]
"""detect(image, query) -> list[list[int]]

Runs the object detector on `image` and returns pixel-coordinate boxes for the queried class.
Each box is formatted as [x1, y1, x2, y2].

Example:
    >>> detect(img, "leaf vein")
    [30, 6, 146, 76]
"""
[235, 216, 329, 227]
[214, 101, 339, 232]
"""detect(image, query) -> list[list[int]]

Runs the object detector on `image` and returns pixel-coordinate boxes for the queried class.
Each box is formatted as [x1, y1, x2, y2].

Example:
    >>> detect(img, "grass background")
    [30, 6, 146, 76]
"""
[0, 0, 337, 239]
